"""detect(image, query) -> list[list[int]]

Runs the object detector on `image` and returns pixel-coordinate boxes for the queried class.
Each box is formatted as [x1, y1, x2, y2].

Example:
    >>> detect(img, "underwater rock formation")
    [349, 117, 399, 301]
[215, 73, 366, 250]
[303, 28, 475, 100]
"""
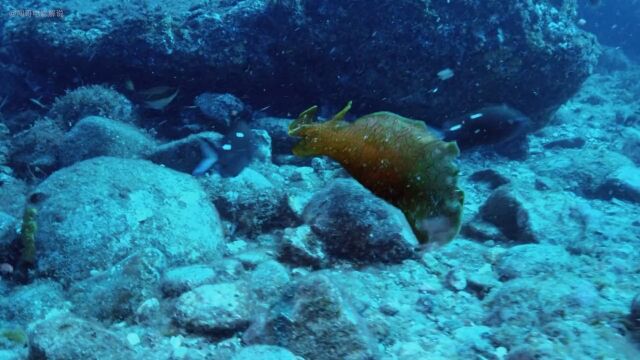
[302, 179, 419, 263]
[2, 0, 599, 124]
[29, 157, 225, 282]
[48, 85, 135, 130]
[59, 116, 156, 166]
[244, 273, 377, 360]
[28, 314, 136, 360]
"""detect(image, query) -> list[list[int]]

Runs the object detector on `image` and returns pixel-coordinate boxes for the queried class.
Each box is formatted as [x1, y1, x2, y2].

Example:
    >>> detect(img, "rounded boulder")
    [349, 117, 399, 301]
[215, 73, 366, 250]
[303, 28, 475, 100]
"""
[30, 157, 224, 282]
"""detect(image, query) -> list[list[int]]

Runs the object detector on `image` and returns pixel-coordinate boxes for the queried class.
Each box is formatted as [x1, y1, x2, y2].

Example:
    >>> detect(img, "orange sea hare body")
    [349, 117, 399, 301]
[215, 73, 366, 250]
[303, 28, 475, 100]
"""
[289, 102, 464, 245]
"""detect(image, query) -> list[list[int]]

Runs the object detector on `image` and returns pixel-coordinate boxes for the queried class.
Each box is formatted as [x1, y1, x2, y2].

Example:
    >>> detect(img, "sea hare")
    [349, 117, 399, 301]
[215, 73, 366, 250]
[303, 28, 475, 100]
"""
[289, 102, 464, 245]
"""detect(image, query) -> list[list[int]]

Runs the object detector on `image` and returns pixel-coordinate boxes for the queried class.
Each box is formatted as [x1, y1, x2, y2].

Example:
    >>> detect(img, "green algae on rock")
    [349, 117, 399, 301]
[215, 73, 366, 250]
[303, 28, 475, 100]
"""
[289, 102, 464, 245]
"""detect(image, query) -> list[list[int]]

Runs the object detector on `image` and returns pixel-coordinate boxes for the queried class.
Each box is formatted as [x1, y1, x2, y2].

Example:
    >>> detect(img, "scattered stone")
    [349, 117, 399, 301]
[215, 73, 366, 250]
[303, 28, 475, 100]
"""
[245, 273, 377, 360]
[466, 268, 501, 300]
[479, 186, 536, 243]
[234, 249, 275, 270]
[174, 283, 252, 336]
[278, 225, 327, 268]
[28, 313, 136, 360]
[195, 93, 249, 130]
[161, 264, 218, 297]
[249, 260, 290, 306]
[126, 333, 141, 347]
[250, 129, 272, 163]
[69, 248, 166, 321]
[232, 345, 299, 360]
[203, 168, 299, 236]
[530, 148, 634, 198]
[445, 269, 468, 291]
[595, 166, 640, 203]
[31, 157, 225, 282]
[461, 219, 507, 242]
[453, 326, 495, 359]
[135, 298, 161, 324]
[9, 118, 64, 176]
[379, 304, 400, 316]
[485, 276, 599, 327]
[495, 244, 571, 280]
[534, 177, 553, 191]
[59, 116, 155, 166]
[303, 179, 418, 263]
[543, 137, 585, 149]
[252, 117, 295, 156]
[0, 280, 67, 324]
[469, 169, 510, 190]
[477, 186, 592, 246]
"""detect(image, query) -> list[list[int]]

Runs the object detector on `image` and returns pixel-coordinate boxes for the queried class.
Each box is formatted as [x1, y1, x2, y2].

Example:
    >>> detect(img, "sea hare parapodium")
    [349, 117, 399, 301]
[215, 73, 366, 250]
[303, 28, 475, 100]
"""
[288, 102, 464, 245]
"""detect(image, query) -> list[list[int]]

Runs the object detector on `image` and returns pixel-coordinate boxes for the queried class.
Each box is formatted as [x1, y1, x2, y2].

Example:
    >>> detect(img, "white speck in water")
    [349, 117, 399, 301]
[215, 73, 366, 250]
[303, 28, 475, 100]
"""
[235, 132, 245, 138]
[448, 124, 462, 131]
[437, 68, 455, 81]
[222, 144, 232, 151]
[469, 113, 483, 120]
[127, 333, 140, 346]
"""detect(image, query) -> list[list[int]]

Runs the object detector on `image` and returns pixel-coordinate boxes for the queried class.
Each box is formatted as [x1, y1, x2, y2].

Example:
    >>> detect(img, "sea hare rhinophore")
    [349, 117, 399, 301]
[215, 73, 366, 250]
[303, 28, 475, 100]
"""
[288, 102, 464, 245]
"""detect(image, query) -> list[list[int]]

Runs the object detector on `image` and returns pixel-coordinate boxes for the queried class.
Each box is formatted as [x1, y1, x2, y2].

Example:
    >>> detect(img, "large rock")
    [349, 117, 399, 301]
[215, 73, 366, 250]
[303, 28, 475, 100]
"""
[244, 273, 377, 360]
[173, 282, 252, 336]
[529, 148, 635, 198]
[203, 168, 299, 236]
[484, 275, 599, 328]
[69, 248, 166, 321]
[28, 314, 136, 360]
[30, 157, 224, 282]
[303, 179, 418, 263]
[4, 0, 598, 124]
[477, 186, 593, 246]
[0, 280, 67, 324]
[59, 116, 156, 166]
[9, 118, 64, 176]
[594, 166, 640, 204]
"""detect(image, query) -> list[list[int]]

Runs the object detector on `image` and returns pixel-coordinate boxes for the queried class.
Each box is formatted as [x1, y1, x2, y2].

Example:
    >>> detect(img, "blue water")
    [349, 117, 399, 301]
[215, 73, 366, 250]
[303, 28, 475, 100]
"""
[579, 0, 640, 59]
[1, 1, 640, 359]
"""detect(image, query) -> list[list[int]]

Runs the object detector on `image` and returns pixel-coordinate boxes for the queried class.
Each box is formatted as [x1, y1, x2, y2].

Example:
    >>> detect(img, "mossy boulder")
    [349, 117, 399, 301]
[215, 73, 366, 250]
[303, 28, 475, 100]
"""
[30, 157, 224, 282]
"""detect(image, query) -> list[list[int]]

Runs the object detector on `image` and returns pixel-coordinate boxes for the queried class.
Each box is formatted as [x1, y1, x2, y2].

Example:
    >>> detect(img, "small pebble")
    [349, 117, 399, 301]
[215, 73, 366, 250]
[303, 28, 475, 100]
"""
[446, 269, 467, 291]
[126, 333, 140, 346]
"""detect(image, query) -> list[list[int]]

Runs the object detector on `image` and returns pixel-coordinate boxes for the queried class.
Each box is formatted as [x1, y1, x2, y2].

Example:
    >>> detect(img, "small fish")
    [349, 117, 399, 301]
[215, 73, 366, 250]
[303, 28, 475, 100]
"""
[29, 98, 48, 109]
[192, 122, 256, 177]
[442, 104, 531, 150]
[192, 139, 219, 176]
[124, 79, 135, 92]
[437, 68, 455, 81]
[138, 86, 180, 111]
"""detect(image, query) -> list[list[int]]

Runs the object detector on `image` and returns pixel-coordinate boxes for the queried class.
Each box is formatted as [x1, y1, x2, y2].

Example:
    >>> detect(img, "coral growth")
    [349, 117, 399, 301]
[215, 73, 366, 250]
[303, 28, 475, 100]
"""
[19, 207, 37, 267]
[289, 102, 464, 245]
[48, 85, 135, 129]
